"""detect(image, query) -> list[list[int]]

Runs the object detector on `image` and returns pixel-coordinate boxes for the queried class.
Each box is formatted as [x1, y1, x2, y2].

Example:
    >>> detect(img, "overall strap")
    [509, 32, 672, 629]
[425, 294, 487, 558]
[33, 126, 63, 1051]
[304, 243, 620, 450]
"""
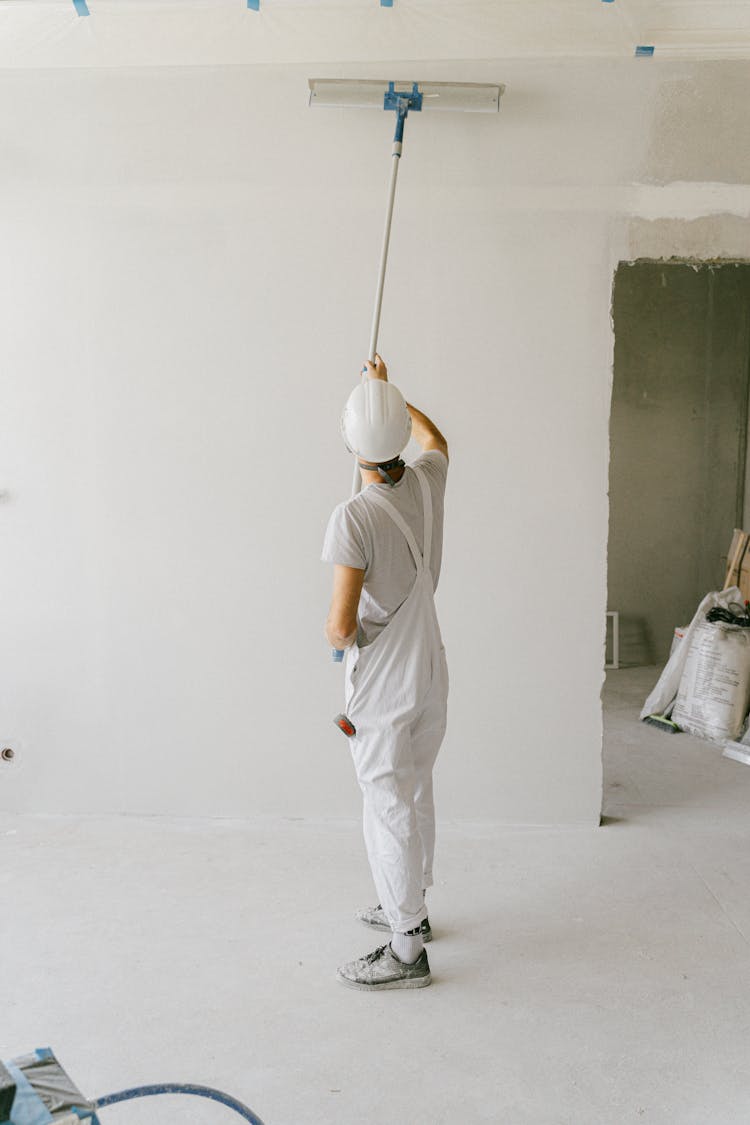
[413, 467, 433, 571]
[367, 489, 424, 573]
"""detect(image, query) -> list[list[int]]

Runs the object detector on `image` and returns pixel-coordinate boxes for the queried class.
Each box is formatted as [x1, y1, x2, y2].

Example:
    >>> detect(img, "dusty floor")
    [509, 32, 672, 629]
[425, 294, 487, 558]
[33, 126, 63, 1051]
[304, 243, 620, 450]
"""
[2, 666, 750, 1125]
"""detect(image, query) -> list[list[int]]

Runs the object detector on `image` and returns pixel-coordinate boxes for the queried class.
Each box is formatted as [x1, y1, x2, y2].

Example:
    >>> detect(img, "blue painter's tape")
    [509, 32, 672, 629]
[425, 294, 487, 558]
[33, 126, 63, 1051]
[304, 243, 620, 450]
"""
[247, 0, 260, 8]
[635, 44, 655, 56]
[72, 0, 90, 15]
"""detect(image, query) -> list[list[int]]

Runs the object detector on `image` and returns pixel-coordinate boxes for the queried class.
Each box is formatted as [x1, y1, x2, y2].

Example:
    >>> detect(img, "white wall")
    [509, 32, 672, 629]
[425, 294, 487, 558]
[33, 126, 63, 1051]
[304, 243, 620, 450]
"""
[1, 58, 747, 823]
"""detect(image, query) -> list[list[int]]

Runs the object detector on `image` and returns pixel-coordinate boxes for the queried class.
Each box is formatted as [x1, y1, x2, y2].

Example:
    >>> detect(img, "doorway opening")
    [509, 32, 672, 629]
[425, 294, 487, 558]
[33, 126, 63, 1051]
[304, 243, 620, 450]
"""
[608, 260, 750, 668]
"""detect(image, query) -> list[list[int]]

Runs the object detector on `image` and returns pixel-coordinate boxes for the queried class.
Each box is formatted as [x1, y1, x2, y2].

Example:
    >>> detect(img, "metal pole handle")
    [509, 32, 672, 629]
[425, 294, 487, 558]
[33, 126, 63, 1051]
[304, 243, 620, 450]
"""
[352, 113, 406, 498]
[368, 137, 403, 364]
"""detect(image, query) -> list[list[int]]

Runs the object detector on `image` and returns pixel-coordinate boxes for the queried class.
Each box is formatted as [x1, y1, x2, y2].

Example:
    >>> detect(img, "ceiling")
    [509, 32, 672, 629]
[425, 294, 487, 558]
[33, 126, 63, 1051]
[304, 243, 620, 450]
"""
[1, 0, 750, 68]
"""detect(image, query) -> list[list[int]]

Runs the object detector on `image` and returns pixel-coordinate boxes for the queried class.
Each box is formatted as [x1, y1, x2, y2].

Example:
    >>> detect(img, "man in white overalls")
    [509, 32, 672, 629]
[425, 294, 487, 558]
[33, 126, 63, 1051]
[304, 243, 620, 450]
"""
[322, 355, 449, 991]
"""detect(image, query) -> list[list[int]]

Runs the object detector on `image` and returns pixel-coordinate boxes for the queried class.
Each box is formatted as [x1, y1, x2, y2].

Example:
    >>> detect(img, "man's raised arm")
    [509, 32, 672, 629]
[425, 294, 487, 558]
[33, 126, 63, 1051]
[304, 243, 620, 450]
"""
[407, 403, 448, 462]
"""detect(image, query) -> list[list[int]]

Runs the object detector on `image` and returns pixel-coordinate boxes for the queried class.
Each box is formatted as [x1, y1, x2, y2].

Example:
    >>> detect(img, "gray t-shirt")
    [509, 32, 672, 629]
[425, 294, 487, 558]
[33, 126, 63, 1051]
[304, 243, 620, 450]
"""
[321, 450, 448, 647]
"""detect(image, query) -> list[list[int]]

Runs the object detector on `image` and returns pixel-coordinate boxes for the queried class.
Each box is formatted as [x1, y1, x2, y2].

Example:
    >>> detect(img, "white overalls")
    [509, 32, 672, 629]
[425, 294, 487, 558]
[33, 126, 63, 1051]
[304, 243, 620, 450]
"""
[344, 468, 449, 934]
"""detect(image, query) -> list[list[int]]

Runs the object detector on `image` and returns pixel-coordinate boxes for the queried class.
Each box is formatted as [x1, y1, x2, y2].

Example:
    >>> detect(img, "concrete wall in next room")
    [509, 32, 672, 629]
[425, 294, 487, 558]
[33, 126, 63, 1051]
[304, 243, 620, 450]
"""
[608, 262, 750, 666]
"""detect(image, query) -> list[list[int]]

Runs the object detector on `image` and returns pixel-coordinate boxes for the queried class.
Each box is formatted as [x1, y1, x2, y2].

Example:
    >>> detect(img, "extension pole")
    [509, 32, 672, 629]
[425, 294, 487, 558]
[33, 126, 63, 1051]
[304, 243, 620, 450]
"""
[352, 103, 409, 498]
[368, 110, 406, 364]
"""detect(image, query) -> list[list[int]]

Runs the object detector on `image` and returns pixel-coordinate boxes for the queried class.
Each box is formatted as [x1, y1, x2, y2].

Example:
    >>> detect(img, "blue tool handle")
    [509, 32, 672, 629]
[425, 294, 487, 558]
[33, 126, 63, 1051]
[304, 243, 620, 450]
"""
[332, 649, 345, 662]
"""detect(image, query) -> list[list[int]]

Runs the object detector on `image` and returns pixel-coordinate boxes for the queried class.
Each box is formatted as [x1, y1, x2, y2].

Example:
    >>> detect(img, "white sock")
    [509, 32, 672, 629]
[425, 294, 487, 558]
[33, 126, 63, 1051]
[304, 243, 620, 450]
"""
[391, 927, 424, 964]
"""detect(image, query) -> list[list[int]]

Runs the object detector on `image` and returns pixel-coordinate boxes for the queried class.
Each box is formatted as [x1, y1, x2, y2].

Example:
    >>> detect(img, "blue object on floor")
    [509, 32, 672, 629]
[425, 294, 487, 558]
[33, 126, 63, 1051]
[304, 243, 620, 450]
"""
[2, 1049, 99, 1125]
[1, 1052, 266, 1125]
[96, 1085, 266, 1123]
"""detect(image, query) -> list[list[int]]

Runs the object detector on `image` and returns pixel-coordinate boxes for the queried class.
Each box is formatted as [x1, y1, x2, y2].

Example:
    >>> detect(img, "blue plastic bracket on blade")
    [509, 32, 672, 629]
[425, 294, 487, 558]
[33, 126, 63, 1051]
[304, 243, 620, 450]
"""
[72, 0, 90, 15]
[383, 81, 423, 113]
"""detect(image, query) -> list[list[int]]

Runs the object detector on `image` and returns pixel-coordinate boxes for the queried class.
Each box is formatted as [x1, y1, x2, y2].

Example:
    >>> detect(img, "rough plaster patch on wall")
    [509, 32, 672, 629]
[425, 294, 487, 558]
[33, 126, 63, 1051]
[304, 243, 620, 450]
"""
[625, 214, 750, 261]
[484, 182, 750, 219]
[409, 182, 750, 218]
[628, 182, 750, 221]
[645, 62, 750, 184]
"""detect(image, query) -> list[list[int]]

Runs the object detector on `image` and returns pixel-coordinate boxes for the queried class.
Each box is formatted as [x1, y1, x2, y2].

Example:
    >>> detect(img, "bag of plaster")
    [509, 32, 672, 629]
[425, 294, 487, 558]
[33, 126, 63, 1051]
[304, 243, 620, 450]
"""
[671, 618, 750, 742]
[640, 587, 744, 721]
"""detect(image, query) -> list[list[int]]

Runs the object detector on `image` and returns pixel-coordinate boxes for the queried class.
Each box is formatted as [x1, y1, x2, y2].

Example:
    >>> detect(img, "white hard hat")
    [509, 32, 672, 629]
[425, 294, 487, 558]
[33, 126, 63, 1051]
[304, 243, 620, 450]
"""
[340, 380, 412, 463]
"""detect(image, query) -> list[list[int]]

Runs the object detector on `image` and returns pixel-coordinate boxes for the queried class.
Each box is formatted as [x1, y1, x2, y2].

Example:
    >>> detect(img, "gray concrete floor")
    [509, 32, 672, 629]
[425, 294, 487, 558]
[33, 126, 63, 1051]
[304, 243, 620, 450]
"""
[3, 666, 750, 1125]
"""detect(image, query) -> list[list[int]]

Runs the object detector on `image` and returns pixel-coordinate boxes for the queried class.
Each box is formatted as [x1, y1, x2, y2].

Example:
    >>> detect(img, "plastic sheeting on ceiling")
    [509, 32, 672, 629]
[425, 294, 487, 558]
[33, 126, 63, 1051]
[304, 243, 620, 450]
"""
[1, 0, 750, 68]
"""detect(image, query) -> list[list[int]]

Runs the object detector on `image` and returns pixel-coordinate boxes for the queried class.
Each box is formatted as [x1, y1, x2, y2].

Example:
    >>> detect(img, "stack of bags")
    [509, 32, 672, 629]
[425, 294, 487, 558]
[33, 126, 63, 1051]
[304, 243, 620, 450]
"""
[642, 586, 750, 750]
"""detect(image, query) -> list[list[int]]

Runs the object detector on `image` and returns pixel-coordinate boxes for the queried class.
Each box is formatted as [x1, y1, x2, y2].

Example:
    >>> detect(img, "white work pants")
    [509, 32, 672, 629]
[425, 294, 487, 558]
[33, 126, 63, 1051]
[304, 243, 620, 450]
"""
[344, 468, 448, 934]
[351, 652, 448, 932]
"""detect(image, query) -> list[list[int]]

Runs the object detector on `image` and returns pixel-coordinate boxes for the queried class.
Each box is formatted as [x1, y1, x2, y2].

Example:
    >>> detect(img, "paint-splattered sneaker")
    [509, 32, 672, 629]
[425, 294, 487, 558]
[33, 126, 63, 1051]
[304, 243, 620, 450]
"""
[355, 904, 432, 942]
[336, 943, 432, 991]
